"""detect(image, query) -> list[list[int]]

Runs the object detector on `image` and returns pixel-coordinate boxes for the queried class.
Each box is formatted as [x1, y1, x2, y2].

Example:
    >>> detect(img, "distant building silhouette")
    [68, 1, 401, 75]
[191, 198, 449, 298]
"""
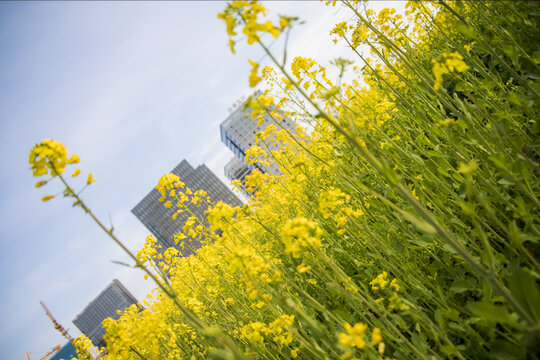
[132, 160, 242, 256]
[72, 279, 139, 348]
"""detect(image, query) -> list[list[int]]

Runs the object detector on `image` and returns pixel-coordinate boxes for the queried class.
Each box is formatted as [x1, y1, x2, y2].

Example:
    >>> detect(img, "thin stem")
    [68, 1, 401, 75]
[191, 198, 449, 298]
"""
[255, 38, 537, 327]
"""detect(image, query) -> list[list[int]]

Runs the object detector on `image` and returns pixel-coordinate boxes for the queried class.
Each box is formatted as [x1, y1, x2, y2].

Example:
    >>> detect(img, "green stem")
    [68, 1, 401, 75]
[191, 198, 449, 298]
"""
[256, 38, 536, 327]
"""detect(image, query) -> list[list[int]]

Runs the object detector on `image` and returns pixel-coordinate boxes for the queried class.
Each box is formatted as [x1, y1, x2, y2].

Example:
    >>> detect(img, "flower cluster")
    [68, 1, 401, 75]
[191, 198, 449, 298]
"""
[29, 139, 79, 177]
[432, 52, 469, 90]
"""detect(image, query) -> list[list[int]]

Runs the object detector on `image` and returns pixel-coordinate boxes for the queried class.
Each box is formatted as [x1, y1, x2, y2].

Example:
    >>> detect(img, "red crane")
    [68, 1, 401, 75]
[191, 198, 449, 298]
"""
[39, 301, 75, 344]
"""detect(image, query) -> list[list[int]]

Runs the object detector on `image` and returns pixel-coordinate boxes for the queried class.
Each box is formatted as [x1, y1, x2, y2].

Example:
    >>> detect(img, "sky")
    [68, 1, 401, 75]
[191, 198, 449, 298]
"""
[0, 1, 403, 359]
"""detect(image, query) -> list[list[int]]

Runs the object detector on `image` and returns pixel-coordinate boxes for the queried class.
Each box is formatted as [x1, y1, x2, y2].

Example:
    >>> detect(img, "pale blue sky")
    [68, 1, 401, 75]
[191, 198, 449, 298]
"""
[0, 1, 402, 358]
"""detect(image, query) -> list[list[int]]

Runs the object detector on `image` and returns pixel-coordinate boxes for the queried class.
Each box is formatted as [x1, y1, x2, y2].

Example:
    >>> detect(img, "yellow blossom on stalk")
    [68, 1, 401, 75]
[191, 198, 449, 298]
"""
[371, 328, 382, 346]
[351, 25, 369, 48]
[330, 21, 349, 40]
[72, 168, 80, 177]
[319, 187, 348, 219]
[297, 263, 312, 273]
[248, 59, 262, 87]
[390, 278, 400, 291]
[241, 322, 267, 343]
[156, 173, 184, 198]
[432, 52, 469, 90]
[291, 56, 316, 79]
[464, 41, 475, 52]
[280, 217, 323, 258]
[34, 180, 47, 188]
[41, 195, 55, 202]
[29, 139, 71, 177]
[370, 271, 389, 292]
[73, 334, 95, 360]
[245, 145, 265, 165]
[279, 15, 291, 29]
[68, 154, 80, 164]
[172, 209, 184, 221]
[86, 173, 97, 185]
[339, 322, 368, 349]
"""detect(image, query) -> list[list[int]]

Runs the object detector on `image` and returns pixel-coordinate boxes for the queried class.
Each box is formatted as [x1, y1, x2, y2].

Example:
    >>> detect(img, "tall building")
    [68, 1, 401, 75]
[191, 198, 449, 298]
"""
[50, 343, 78, 360]
[224, 156, 252, 185]
[132, 160, 242, 256]
[72, 279, 139, 348]
[220, 92, 296, 184]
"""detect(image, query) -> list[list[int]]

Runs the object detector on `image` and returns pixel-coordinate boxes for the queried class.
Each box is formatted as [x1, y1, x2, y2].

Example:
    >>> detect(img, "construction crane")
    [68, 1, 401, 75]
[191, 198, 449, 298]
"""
[39, 301, 95, 360]
[25, 344, 61, 360]
[39, 301, 75, 344]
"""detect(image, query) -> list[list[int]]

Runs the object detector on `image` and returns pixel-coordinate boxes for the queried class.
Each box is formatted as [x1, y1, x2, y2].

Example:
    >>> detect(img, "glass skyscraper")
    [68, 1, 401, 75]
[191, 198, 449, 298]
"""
[131, 160, 242, 256]
[220, 92, 296, 184]
[72, 279, 139, 348]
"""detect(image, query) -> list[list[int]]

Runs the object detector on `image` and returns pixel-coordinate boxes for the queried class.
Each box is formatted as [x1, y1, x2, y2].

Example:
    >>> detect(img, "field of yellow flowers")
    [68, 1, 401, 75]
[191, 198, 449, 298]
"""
[30, 1, 539, 359]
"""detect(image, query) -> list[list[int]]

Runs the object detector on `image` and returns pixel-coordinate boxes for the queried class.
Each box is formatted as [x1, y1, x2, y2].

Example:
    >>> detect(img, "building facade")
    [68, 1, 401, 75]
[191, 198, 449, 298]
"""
[72, 279, 139, 348]
[50, 342, 78, 360]
[132, 160, 242, 256]
[220, 92, 296, 184]
[224, 156, 252, 185]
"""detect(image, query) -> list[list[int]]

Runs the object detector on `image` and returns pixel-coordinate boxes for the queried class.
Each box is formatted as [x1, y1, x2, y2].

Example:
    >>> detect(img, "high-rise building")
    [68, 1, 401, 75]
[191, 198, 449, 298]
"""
[72, 279, 139, 348]
[131, 160, 242, 255]
[220, 92, 296, 184]
[224, 156, 252, 185]
[50, 343, 78, 360]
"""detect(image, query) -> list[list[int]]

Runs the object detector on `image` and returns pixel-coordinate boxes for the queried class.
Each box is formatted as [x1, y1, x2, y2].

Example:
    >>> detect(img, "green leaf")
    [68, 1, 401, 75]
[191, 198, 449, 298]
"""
[450, 277, 477, 293]
[467, 302, 519, 327]
[331, 309, 353, 324]
[509, 268, 540, 322]
[532, 51, 540, 65]
[456, 24, 476, 39]
[325, 282, 343, 298]
[489, 340, 526, 359]
[497, 176, 516, 187]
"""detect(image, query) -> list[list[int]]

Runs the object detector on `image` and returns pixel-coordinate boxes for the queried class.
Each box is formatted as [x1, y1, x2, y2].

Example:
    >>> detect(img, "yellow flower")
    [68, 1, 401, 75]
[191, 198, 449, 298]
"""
[68, 154, 80, 164]
[371, 328, 382, 346]
[156, 173, 184, 196]
[339, 322, 367, 349]
[280, 16, 291, 29]
[390, 278, 400, 291]
[29, 139, 70, 177]
[280, 217, 323, 258]
[370, 271, 389, 292]
[241, 322, 267, 343]
[72, 169, 81, 177]
[86, 173, 97, 185]
[248, 59, 262, 87]
[41, 195, 55, 202]
[34, 180, 47, 188]
[297, 263, 312, 273]
[330, 21, 348, 38]
[351, 25, 369, 47]
[432, 52, 469, 90]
